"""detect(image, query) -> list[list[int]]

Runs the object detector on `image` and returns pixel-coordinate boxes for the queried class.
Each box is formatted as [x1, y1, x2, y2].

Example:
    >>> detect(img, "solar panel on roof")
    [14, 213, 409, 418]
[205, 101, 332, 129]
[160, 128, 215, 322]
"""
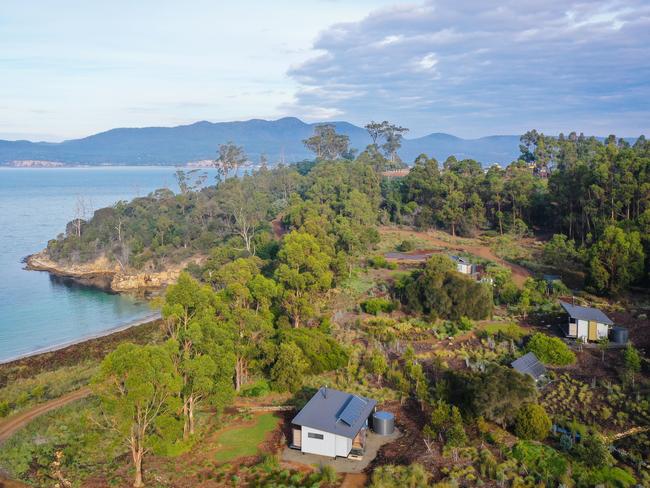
[511, 352, 546, 380]
[338, 395, 367, 426]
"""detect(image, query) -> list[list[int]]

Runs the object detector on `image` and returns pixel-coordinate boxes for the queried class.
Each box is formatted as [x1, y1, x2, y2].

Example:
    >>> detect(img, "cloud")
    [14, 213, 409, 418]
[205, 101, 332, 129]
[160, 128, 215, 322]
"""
[287, 0, 650, 136]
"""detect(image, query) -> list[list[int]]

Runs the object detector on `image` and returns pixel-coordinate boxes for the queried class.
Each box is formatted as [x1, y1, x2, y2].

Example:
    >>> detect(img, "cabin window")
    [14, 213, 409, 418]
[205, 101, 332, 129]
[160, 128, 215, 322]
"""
[308, 432, 324, 440]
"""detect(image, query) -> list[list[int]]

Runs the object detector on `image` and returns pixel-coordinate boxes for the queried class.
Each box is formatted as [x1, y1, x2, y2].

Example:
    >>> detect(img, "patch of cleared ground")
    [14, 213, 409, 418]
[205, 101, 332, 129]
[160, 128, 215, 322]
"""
[379, 226, 533, 286]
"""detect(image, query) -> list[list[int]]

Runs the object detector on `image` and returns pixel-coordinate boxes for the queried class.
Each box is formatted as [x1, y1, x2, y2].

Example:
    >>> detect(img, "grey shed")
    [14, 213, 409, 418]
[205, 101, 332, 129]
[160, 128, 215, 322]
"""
[511, 352, 547, 380]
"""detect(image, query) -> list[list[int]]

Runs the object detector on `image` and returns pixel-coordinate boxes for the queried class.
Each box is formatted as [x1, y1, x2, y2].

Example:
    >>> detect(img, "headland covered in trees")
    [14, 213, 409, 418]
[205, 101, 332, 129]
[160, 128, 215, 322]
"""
[2, 122, 649, 487]
[34, 123, 650, 298]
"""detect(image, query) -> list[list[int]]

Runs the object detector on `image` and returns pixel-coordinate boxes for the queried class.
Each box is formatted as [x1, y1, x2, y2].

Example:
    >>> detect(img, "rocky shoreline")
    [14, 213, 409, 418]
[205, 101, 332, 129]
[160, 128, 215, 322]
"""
[24, 250, 183, 293]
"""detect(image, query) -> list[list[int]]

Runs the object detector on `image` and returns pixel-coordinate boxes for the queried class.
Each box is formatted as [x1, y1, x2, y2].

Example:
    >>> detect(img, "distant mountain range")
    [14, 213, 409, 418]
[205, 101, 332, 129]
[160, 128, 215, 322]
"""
[0, 117, 526, 166]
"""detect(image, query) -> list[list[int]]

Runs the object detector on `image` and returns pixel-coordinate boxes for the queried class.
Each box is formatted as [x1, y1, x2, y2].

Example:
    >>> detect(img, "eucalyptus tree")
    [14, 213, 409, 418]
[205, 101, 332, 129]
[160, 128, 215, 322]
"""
[274, 230, 333, 327]
[215, 142, 247, 179]
[213, 257, 278, 391]
[93, 343, 182, 487]
[303, 124, 350, 160]
[216, 175, 271, 255]
[162, 273, 234, 438]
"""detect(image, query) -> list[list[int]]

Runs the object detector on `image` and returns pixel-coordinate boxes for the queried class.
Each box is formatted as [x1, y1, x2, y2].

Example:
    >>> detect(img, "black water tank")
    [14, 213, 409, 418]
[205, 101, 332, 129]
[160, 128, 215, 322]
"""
[610, 326, 628, 344]
[372, 411, 395, 435]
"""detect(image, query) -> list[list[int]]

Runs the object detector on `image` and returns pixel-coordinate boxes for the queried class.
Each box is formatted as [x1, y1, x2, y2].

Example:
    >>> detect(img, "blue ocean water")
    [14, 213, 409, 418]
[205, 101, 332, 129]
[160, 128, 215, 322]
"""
[0, 167, 212, 362]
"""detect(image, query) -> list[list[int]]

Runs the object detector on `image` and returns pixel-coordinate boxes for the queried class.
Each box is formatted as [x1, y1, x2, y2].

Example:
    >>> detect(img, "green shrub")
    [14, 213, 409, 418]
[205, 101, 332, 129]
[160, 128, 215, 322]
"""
[512, 441, 568, 484]
[397, 240, 415, 252]
[457, 317, 474, 331]
[572, 434, 613, 467]
[370, 464, 429, 487]
[367, 255, 396, 269]
[514, 404, 551, 441]
[362, 298, 396, 315]
[240, 379, 271, 397]
[279, 328, 349, 374]
[397, 255, 493, 320]
[526, 333, 576, 365]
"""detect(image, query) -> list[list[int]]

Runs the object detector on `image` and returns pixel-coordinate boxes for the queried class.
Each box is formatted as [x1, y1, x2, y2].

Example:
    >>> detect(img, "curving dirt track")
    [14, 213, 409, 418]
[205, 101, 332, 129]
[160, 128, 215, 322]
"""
[381, 226, 532, 287]
[0, 387, 92, 444]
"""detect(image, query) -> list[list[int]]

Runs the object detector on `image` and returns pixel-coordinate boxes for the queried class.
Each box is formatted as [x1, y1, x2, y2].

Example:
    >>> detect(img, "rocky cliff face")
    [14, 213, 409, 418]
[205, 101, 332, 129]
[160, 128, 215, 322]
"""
[25, 251, 186, 293]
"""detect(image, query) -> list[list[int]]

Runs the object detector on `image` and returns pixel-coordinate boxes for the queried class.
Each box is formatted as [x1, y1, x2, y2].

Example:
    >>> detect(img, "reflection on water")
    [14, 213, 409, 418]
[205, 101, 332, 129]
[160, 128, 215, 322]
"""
[48, 273, 116, 293]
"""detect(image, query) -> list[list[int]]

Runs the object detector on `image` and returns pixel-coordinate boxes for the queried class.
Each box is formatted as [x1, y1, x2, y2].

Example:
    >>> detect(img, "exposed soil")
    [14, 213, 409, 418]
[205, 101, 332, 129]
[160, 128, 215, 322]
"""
[368, 400, 428, 468]
[0, 477, 31, 488]
[340, 473, 368, 487]
[609, 308, 650, 351]
[0, 387, 91, 444]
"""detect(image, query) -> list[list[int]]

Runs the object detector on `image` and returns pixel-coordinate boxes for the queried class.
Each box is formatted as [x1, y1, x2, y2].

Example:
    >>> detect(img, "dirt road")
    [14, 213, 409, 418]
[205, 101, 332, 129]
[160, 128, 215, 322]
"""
[381, 226, 532, 287]
[0, 387, 92, 444]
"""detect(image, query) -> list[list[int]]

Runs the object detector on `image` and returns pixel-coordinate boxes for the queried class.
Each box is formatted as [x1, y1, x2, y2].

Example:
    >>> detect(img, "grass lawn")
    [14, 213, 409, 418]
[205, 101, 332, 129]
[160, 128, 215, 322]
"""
[341, 271, 375, 295]
[213, 413, 279, 463]
[479, 321, 529, 341]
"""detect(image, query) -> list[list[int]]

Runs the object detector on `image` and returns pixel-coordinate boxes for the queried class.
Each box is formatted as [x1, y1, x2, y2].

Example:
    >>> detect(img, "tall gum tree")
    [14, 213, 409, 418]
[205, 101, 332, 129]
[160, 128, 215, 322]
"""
[93, 343, 182, 487]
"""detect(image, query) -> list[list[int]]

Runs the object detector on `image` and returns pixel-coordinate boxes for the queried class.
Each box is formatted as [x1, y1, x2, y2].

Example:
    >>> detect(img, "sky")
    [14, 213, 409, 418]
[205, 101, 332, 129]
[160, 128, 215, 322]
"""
[1, 0, 649, 141]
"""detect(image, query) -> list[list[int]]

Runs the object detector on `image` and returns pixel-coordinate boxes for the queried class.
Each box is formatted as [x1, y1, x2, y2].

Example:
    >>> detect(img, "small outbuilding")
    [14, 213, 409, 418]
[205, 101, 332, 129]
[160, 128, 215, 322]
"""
[559, 301, 613, 342]
[511, 352, 547, 382]
[290, 388, 377, 459]
[451, 255, 473, 275]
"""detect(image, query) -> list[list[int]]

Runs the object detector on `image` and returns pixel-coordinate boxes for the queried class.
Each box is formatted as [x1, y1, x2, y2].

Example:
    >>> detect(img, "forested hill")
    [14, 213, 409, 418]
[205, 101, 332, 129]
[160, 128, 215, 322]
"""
[0, 117, 525, 165]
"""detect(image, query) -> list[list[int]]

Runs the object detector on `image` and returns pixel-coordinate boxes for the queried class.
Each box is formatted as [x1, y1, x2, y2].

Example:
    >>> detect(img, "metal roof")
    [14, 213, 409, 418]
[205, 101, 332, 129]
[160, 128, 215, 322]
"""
[451, 255, 470, 265]
[292, 388, 377, 439]
[511, 352, 547, 380]
[560, 301, 613, 325]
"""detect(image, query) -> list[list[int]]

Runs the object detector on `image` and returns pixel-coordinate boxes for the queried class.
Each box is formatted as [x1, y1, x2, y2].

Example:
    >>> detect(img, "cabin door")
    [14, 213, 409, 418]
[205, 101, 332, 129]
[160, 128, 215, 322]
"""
[588, 321, 598, 341]
[292, 427, 302, 448]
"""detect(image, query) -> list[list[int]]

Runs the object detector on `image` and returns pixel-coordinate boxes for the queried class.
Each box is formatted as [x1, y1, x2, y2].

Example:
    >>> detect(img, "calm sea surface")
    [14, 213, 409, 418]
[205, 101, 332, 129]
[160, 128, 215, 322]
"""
[0, 167, 212, 362]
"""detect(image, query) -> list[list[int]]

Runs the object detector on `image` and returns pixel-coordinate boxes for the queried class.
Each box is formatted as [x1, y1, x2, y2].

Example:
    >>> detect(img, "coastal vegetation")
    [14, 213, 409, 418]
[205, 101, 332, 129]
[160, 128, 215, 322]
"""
[1, 124, 649, 487]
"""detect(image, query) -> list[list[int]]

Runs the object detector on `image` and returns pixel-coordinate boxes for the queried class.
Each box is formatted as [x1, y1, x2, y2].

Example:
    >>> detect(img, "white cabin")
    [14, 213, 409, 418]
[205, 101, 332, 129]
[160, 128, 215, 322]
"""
[290, 388, 376, 459]
[560, 301, 613, 342]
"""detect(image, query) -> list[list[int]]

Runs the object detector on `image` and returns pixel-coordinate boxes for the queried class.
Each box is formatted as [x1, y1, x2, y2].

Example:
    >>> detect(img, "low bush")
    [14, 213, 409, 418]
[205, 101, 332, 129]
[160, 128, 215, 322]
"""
[367, 255, 396, 269]
[397, 240, 415, 252]
[526, 333, 576, 366]
[279, 328, 348, 374]
[362, 297, 396, 315]
[240, 379, 271, 397]
[514, 403, 551, 440]
[511, 441, 568, 484]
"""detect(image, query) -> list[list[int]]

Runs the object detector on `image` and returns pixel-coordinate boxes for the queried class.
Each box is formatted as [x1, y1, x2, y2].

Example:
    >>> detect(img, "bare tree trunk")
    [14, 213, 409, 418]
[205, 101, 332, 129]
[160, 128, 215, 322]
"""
[182, 401, 190, 439]
[133, 449, 143, 488]
[188, 396, 196, 435]
[235, 357, 243, 391]
[130, 431, 144, 488]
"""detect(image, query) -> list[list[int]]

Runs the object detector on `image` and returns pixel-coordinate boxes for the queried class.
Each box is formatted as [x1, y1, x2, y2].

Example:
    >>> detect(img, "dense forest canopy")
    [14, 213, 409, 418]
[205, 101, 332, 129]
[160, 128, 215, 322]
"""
[47, 126, 650, 295]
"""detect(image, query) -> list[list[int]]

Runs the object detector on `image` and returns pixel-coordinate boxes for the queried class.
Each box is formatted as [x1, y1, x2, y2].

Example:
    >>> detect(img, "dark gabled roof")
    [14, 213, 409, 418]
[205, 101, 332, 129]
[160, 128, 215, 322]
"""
[451, 255, 471, 265]
[292, 388, 377, 439]
[560, 301, 613, 325]
[511, 352, 547, 380]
